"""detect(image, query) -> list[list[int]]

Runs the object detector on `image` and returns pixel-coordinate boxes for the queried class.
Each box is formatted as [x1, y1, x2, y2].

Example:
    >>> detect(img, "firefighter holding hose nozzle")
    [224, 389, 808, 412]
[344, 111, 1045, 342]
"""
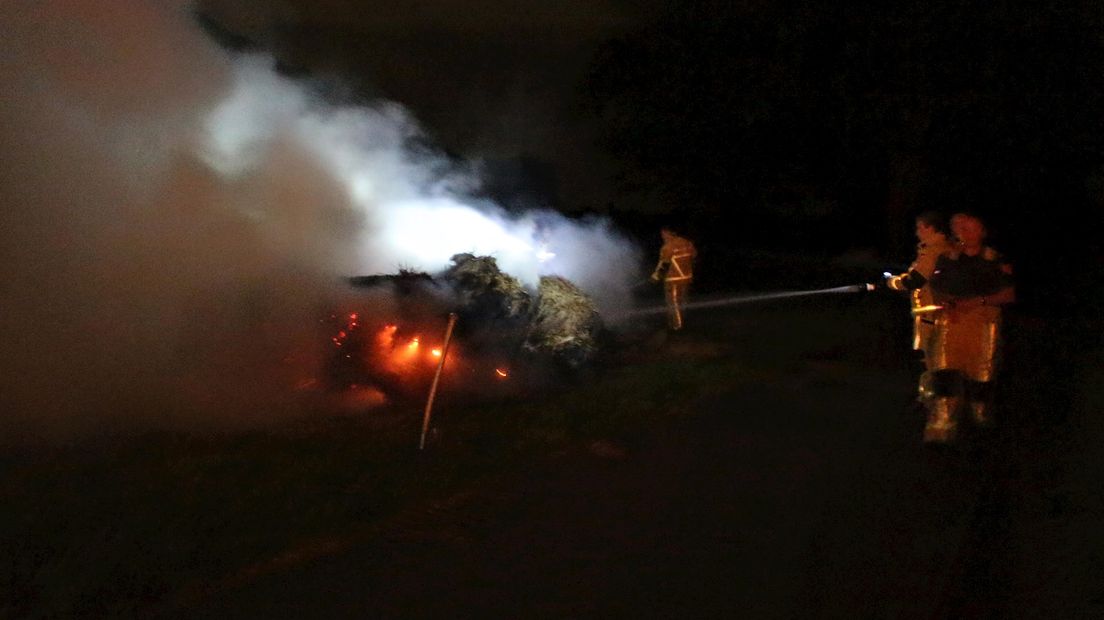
[922, 212, 1015, 443]
[651, 226, 697, 331]
[885, 211, 954, 398]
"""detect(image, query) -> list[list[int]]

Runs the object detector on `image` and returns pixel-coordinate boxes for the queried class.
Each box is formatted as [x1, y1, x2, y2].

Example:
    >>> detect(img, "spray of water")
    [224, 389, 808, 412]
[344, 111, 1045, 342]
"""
[611, 284, 874, 322]
[0, 1, 641, 442]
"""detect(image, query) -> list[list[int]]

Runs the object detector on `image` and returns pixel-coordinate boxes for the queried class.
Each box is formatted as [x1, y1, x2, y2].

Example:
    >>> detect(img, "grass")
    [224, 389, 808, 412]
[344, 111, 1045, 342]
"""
[0, 295, 914, 618]
[0, 355, 736, 617]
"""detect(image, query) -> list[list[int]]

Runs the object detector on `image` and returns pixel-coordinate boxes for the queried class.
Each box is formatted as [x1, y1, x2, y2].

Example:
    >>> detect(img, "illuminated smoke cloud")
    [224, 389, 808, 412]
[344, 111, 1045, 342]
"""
[0, 1, 640, 442]
[203, 57, 641, 303]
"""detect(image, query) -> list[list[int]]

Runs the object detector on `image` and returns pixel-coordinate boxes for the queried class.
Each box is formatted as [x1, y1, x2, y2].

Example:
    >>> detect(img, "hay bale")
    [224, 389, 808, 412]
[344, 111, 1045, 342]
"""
[524, 275, 602, 367]
[441, 253, 531, 320]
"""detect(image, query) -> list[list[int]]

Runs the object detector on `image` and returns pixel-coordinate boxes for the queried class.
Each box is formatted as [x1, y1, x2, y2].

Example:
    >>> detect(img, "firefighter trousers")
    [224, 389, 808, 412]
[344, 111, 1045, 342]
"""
[664, 280, 691, 330]
[922, 313, 1001, 442]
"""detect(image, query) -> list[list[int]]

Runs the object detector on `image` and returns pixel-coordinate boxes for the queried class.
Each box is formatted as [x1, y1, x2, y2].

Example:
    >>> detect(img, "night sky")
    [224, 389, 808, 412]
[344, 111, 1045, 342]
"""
[197, 0, 651, 213]
[197, 0, 1102, 318]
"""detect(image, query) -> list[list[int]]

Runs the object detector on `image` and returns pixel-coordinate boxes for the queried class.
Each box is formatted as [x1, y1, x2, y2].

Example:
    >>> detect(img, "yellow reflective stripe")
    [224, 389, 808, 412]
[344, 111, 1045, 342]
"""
[671, 255, 693, 277]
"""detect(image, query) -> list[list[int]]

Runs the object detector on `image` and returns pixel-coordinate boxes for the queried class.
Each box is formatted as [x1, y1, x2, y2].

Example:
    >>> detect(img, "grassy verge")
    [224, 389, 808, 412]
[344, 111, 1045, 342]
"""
[0, 350, 749, 617]
[0, 296, 905, 617]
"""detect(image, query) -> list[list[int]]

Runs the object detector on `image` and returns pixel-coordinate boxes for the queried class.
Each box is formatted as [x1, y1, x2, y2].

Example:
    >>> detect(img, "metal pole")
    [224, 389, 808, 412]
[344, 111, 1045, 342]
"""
[419, 312, 458, 450]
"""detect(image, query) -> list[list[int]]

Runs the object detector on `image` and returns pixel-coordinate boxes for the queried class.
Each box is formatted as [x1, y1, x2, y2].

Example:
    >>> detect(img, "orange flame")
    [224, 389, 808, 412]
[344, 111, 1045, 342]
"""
[431, 348, 442, 357]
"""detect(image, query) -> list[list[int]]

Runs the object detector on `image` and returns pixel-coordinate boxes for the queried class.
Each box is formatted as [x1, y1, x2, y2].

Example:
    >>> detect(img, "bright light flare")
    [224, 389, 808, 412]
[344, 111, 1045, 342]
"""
[536, 245, 556, 263]
[431, 348, 442, 357]
[911, 304, 944, 315]
[380, 200, 538, 280]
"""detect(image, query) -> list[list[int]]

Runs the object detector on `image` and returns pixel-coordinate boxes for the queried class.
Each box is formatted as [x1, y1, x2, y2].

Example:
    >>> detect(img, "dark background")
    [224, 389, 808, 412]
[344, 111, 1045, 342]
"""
[198, 0, 1102, 318]
[3, 4, 1102, 616]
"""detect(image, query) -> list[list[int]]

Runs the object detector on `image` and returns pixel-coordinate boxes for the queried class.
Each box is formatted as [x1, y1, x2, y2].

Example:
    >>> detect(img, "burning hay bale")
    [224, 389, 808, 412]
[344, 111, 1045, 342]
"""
[441, 253, 531, 321]
[524, 275, 602, 368]
[330, 255, 603, 399]
[441, 255, 600, 367]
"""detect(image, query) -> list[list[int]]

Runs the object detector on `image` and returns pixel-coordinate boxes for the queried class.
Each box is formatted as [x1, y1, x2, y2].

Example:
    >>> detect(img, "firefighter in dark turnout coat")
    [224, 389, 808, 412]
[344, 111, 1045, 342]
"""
[924, 212, 1015, 443]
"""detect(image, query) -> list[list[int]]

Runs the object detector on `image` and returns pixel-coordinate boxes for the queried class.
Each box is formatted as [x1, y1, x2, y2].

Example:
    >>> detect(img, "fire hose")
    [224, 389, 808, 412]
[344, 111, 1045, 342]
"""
[615, 283, 877, 322]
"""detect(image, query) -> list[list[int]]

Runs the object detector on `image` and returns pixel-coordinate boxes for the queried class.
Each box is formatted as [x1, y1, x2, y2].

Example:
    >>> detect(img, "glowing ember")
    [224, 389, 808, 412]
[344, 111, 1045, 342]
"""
[295, 378, 319, 390]
[495, 368, 509, 378]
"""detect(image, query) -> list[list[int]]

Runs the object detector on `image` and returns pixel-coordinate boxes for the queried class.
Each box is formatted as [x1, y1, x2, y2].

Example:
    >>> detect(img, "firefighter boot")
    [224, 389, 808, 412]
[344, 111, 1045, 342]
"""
[916, 371, 936, 405]
[966, 381, 993, 428]
[667, 305, 683, 331]
[968, 401, 992, 429]
[923, 397, 960, 443]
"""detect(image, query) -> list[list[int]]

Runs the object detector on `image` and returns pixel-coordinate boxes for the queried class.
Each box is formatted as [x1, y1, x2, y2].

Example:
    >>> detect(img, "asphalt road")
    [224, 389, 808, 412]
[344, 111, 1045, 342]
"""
[167, 297, 1102, 619]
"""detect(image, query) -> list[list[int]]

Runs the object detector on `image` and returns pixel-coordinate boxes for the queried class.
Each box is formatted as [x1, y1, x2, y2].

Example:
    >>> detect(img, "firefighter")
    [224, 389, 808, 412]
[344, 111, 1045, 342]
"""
[650, 226, 697, 330]
[923, 212, 1015, 443]
[885, 211, 954, 399]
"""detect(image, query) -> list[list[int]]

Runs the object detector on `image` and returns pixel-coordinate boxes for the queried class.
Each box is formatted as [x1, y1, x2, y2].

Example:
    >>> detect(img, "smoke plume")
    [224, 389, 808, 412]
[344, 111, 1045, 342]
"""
[0, 1, 641, 442]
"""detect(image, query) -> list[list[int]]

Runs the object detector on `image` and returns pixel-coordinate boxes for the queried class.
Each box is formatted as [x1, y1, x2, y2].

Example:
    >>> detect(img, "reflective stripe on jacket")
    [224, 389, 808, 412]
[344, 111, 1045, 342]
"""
[657, 236, 696, 282]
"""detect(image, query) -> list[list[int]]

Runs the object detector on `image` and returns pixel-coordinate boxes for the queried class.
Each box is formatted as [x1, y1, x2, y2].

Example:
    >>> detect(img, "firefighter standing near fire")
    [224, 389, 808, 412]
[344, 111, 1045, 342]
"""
[885, 211, 954, 395]
[651, 227, 697, 330]
[922, 212, 1015, 443]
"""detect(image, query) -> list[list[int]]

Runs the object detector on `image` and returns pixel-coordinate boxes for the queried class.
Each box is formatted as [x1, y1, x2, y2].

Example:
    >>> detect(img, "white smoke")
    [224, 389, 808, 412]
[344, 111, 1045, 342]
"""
[203, 56, 641, 293]
[0, 1, 640, 442]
